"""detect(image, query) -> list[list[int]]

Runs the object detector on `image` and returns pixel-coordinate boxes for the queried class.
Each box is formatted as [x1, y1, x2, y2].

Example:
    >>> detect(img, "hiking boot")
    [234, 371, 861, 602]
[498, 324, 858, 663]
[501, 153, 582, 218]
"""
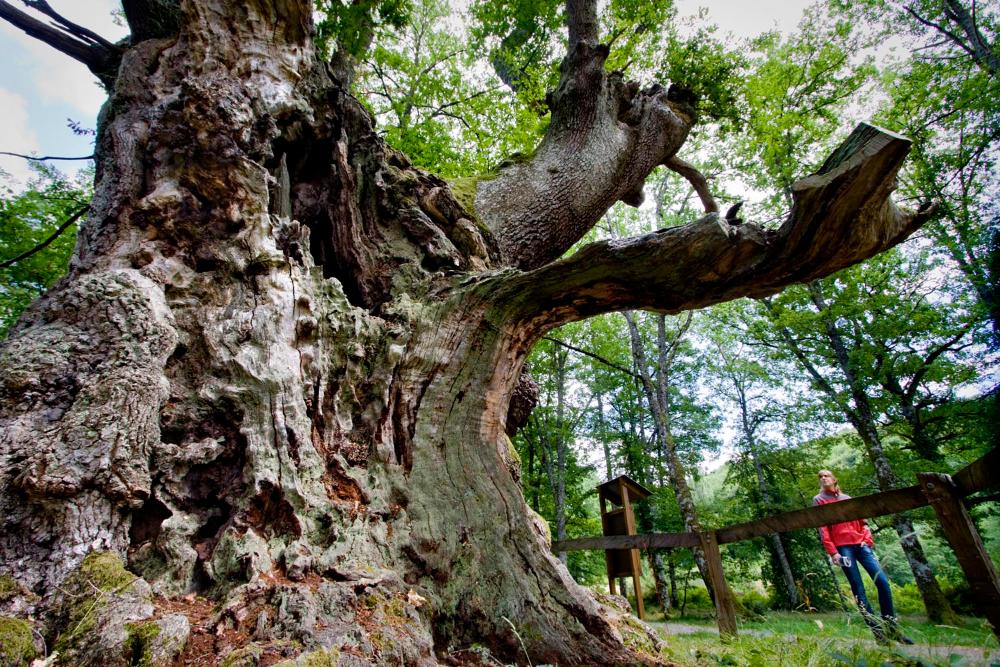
[871, 626, 890, 646]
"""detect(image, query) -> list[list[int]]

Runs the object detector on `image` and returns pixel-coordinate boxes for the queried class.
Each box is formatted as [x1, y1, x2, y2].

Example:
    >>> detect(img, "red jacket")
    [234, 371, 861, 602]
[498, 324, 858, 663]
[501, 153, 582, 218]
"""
[812, 490, 873, 555]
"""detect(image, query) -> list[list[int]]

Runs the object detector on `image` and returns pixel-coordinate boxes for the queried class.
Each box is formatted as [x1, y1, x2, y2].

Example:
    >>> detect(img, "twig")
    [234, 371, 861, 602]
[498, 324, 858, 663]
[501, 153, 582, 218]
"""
[542, 336, 640, 380]
[501, 616, 532, 667]
[0, 151, 94, 161]
[0, 0, 119, 83]
[24, 0, 117, 49]
[0, 203, 87, 269]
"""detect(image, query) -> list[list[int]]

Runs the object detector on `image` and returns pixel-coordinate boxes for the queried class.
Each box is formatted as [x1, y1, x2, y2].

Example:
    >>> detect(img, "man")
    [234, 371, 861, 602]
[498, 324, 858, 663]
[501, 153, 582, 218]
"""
[813, 470, 914, 645]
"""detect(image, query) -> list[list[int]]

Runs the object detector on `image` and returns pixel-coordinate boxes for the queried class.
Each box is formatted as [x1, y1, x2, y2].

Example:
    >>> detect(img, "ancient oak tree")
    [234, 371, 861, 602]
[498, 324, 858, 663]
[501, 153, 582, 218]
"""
[0, 0, 931, 664]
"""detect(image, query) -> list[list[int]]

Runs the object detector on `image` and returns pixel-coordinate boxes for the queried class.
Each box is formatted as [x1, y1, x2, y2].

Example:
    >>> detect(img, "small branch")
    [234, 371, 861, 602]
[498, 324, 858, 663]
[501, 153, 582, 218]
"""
[542, 336, 640, 379]
[664, 156, 719, 214]
[0, 151, 94, 161]
[905, 6, 978, 61]
[0, 204, 87, 269]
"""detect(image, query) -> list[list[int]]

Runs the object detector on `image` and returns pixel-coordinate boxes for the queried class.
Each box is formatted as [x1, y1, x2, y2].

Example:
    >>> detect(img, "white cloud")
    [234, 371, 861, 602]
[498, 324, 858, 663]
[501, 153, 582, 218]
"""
[21, 38, 109, 117]
[0, 87, 42, 187]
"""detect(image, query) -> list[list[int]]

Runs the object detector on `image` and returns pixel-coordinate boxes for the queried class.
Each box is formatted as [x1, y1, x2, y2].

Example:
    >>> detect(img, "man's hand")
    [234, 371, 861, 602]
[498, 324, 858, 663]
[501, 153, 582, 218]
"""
[832, 553, 843, 566]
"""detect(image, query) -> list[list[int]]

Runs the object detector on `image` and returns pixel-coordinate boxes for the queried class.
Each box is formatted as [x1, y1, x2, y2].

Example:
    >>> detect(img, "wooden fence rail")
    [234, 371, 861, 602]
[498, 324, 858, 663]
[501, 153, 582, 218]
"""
[551, 447, 1000, 638]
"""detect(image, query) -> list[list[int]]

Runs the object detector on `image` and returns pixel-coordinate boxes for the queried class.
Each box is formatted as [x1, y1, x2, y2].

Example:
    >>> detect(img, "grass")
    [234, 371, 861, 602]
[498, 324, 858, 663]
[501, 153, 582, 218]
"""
[649, 612, 999, 666]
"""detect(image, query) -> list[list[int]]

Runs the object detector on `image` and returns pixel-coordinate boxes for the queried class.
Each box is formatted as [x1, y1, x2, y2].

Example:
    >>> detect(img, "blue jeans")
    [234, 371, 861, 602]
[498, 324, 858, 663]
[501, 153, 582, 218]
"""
[837, 544, 895, 624]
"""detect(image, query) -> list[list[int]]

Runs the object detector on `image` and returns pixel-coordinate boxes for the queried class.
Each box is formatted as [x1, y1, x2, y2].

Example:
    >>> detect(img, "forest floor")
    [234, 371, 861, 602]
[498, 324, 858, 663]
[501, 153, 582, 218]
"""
[646, 612, 999, 666]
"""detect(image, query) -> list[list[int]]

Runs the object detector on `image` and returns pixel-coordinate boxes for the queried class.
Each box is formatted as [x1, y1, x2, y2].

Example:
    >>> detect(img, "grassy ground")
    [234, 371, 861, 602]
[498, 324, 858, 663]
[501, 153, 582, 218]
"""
[647, 612, 999, 666]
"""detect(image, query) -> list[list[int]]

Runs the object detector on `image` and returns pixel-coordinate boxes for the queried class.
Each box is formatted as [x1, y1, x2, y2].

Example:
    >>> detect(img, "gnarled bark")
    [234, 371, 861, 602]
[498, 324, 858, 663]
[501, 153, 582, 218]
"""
[0, 0, 929, 664]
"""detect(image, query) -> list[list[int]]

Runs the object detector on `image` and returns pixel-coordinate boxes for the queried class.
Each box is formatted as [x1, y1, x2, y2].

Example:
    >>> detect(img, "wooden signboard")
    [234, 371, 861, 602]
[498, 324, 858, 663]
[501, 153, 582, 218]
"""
[598, 475, 652, 619]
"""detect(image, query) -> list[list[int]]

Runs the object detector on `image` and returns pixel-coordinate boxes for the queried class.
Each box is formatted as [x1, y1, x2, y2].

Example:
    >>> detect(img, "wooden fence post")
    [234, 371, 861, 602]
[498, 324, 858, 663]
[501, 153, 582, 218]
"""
[917, 472, 1000, 639]
[697, 530, 738, 638]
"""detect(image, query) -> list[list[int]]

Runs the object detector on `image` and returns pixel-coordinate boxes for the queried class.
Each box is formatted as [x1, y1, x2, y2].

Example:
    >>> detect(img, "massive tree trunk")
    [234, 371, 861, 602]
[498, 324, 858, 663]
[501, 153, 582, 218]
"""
[0, 0, 932, 664]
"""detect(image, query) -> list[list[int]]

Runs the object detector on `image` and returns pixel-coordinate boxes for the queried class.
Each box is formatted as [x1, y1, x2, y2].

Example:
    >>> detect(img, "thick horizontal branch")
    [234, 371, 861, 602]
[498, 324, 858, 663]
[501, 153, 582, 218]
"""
[553, 488, 926, 552]
[952, 446, 1000, 495]
[494, 123, 932, 333]
[553, 532, 699, 552]
[715, 486, 927, 544]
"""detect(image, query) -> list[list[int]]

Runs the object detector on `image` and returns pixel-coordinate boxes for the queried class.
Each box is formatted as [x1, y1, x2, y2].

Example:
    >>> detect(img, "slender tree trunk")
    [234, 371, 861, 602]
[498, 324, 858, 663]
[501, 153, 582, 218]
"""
[668, 553, 679, 608]
[624, 312, 716, 603]
[750, 453, 799, 608]
[651, 550, 673, 616]
[596, 393, 614, 480]
[735, 374, 800, 609]
[547, 347, 570, 563]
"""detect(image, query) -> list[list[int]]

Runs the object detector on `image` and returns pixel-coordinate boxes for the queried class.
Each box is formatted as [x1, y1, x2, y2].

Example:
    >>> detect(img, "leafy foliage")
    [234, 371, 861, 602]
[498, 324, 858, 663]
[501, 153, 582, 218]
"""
[0, 166, 91, 338]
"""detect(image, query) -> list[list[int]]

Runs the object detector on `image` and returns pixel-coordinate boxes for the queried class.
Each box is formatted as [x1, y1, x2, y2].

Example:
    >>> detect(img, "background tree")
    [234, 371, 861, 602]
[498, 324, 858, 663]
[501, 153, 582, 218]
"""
[835, 0, 999, 342]
[703, 302, 804, 609]
[755, 251, 982, 623]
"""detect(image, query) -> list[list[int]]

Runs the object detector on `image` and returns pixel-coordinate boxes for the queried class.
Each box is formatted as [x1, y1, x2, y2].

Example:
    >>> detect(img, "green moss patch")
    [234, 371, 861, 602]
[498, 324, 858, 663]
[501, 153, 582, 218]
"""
[445, 177, 480, 218]
[124, 621, 161, 667]
[219, 643, 264, 667]
[73, 551, 138, 592]
[0, 576, 18, 603]
[0, 616, 36, 666]
[274, 647, 340, 667]
[52, 551, 141, 660]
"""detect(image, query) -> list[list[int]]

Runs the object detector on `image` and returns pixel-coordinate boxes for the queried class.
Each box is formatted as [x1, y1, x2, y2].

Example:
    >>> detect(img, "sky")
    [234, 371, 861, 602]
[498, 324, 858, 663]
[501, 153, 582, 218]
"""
[0, 0, 126, 186]
[0, 0, 815, 188]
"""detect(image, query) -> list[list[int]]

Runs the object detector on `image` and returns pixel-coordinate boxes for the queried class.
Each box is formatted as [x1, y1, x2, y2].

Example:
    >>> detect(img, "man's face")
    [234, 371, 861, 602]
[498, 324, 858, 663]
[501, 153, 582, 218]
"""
[818, 471, 837, 491]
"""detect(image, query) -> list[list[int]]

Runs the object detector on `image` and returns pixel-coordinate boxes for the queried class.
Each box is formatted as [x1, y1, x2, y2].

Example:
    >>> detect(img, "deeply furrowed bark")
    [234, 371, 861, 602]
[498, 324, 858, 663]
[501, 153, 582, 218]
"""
[0, 0, 931, 664]
[0, 2, 660, 664]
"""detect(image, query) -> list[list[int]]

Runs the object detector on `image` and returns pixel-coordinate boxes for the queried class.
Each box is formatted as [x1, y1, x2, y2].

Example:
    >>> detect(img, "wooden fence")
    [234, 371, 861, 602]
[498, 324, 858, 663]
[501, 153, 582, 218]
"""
[552, 448, 1000, 638]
